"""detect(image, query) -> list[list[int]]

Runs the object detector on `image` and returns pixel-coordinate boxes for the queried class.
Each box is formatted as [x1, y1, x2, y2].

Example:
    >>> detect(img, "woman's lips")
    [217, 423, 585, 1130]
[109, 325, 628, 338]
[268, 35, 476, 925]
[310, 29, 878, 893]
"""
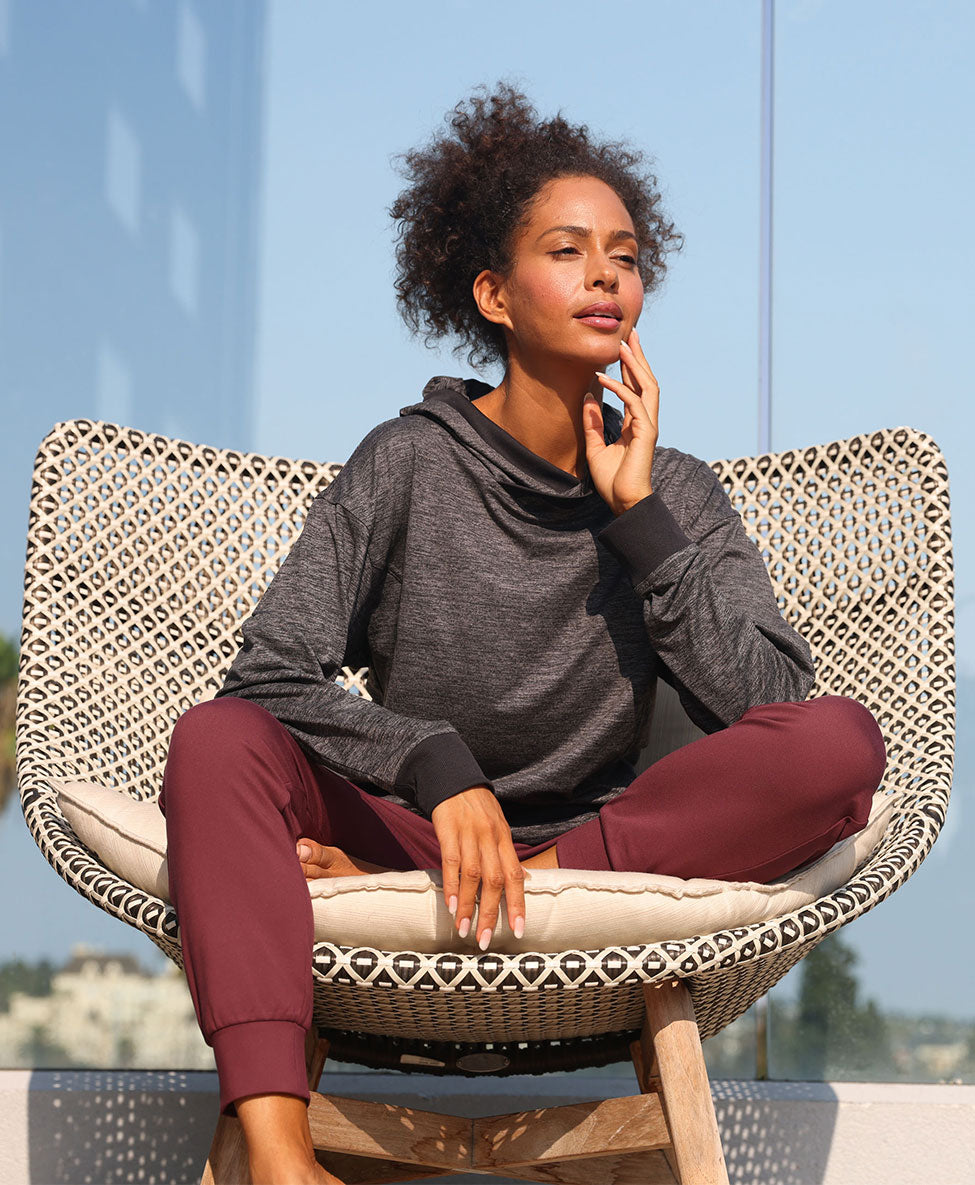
[576, 314, 622, 330]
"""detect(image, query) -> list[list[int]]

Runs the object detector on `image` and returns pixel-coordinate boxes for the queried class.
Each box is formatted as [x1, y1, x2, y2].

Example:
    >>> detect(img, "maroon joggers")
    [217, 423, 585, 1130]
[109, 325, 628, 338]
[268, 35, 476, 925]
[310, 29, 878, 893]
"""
[157, 694, 886, 1116]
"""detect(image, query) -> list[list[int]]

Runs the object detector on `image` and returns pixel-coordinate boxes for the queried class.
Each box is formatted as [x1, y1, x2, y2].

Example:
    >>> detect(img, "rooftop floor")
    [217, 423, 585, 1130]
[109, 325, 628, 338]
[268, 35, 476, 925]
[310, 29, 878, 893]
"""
[2, 1070, 973, 1184]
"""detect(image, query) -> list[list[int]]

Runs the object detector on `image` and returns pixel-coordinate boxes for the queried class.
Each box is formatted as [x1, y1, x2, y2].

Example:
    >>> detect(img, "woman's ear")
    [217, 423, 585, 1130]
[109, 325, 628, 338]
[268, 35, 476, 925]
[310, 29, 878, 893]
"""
[472, 269, 513, 330]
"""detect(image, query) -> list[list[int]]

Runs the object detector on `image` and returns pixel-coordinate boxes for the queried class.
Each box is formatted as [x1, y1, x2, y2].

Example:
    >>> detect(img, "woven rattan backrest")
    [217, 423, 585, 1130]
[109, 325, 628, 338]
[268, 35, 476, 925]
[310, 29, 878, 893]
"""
[17, 421, 954, 820]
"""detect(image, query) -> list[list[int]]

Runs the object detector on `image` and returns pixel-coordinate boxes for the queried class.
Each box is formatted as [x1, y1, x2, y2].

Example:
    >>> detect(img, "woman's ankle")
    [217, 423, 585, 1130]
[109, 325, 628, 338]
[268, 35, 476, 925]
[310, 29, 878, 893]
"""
[237, 1092, 316, 1172]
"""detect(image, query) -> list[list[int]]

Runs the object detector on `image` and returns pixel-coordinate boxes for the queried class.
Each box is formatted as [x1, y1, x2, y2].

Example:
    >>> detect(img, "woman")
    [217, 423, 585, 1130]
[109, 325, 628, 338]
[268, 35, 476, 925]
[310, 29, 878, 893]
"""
[159, 82, 887, 1184]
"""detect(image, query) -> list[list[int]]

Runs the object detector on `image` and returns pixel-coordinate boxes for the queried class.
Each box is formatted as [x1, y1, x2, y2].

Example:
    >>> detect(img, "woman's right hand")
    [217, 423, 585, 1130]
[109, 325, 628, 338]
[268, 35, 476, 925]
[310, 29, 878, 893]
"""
[584, 326, 660, 516]
[431, 784, 529, 950]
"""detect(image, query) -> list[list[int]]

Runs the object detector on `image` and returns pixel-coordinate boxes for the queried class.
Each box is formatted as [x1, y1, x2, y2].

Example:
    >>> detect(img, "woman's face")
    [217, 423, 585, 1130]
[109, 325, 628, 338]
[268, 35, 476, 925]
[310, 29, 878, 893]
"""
[486, 173, 645, 371]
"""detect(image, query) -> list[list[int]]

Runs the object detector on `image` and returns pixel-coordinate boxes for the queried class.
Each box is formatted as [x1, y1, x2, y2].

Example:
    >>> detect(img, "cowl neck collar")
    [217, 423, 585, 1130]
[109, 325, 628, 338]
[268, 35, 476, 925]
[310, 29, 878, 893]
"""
[400, 375, 623, 503]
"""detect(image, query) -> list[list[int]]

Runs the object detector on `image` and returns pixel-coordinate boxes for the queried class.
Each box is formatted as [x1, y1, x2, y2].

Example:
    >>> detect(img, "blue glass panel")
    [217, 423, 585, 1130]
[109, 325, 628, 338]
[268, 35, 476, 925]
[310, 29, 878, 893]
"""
[769, 0, 974, 1083]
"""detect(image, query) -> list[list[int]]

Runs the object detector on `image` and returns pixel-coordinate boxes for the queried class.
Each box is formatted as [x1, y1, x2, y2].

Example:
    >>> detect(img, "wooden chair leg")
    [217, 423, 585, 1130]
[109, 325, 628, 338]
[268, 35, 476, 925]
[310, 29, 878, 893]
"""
[305, 1027, 331, 1092]
[200, 1110, 249, 1185]
[630, 1038, 680, 1184]
[632, 979, 729, 1185]
[200, 1029, 331, 1185]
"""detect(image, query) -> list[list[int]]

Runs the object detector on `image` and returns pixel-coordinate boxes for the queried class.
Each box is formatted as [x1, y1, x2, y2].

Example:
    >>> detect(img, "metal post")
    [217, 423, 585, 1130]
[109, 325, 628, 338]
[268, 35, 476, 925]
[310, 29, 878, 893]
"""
[758, 0, 774, 455]
[756, 0, 775, 1079]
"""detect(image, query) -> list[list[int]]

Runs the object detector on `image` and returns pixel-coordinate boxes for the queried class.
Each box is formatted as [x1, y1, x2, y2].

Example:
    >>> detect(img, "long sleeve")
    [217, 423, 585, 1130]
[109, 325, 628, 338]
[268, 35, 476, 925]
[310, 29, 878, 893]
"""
[214, 428, 492, 819]
[597, 451, 816, 733]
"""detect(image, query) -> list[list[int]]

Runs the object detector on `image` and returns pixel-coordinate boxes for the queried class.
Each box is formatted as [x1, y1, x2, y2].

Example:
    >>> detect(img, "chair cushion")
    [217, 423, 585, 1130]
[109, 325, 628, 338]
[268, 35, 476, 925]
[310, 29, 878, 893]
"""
[55, 780, 897, 954]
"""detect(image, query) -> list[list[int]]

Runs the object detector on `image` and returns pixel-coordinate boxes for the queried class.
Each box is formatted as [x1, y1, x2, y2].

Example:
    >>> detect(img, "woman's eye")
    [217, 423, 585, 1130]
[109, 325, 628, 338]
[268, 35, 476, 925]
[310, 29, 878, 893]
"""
[551, 248, 638, 266]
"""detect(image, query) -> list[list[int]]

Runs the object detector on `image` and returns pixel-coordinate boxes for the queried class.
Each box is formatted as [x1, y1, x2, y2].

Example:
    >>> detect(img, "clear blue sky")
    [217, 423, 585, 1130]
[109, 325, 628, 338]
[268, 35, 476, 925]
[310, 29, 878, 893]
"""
[1, 0, 972, 1027]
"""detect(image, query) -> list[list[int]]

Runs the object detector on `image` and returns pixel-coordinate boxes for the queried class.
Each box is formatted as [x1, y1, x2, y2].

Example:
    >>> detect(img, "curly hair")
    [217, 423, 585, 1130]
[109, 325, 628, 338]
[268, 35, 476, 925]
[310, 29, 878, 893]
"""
[388, 80, 684, 372]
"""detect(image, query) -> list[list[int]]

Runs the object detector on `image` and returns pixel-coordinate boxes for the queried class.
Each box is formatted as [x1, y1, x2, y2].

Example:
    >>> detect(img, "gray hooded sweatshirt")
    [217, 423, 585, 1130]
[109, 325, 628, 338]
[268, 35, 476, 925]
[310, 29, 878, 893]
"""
[216, 376, 815, 844]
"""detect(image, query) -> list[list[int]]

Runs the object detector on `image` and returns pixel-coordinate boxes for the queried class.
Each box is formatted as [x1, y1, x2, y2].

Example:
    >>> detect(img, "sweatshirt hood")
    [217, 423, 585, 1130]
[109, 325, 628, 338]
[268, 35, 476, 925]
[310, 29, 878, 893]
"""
[400, 375, 624, 503]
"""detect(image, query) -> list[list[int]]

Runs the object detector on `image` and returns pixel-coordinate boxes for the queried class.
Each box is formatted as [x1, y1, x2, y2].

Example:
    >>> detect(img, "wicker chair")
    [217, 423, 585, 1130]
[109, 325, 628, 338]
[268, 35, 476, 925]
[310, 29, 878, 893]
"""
[16, 420, 954, 1184]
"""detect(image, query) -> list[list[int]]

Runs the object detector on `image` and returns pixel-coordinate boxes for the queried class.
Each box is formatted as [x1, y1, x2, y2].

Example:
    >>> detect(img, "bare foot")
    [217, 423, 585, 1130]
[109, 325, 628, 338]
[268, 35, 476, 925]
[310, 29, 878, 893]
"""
[521, 843, 560, 869]
[250, 1151, 342, 1183]
[296, 838, 394, 880]
[252, 1155, 342, 1184]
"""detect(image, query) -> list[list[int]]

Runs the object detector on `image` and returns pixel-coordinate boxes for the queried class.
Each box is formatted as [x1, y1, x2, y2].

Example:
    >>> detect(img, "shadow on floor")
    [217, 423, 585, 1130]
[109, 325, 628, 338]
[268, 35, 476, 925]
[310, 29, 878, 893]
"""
[23, 1070, 841, 1184]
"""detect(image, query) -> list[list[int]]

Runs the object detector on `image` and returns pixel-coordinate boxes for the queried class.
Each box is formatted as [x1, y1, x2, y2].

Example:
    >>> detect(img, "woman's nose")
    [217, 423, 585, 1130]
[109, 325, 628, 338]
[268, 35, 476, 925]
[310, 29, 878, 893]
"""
[589, 256, 619, 288]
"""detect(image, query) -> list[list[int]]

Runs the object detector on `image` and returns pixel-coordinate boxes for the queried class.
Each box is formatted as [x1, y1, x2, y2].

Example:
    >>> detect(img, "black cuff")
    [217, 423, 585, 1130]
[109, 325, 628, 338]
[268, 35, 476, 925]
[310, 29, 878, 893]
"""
[597, 492, 693, 588]
[396, 731, 494, 819]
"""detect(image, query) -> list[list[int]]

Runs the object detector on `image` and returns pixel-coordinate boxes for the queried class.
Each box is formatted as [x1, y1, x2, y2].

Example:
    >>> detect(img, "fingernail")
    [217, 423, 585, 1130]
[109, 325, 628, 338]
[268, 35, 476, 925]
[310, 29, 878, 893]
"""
[458, 917, 470, 938]
[448, 895, 457, 916]
[514, 917, 525, 939]
[478, 929, 492, 951]
[297, 845, 310, 861]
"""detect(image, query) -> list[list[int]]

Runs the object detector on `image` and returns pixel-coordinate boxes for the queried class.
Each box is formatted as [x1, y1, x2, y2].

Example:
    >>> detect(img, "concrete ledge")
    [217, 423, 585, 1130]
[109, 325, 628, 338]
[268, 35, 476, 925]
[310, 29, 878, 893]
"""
[2, 1070, 974, 1184]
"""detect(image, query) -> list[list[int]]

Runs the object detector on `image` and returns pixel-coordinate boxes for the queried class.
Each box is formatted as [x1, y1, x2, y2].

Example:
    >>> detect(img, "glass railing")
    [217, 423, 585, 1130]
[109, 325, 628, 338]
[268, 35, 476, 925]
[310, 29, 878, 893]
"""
[1, 0, 970, 1080]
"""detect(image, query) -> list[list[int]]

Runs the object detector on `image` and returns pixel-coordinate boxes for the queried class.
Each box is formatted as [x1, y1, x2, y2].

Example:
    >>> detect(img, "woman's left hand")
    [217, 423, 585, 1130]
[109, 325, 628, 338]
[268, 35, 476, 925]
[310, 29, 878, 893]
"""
[582, 326, 659, 516]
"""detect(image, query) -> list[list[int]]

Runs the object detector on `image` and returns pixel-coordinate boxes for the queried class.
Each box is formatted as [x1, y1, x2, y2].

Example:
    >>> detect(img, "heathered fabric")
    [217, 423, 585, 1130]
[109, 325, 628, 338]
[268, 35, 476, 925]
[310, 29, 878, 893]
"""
[216, 375, 816, 844]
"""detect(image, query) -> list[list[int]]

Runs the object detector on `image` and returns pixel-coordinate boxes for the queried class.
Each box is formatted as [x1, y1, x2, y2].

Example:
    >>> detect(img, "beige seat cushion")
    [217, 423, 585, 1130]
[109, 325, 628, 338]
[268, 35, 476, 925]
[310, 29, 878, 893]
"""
[56, 780, 898, 955]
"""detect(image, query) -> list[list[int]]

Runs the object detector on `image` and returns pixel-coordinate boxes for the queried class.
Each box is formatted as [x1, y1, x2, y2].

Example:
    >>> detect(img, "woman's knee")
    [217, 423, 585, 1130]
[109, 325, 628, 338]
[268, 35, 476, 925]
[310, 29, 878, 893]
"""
[790, 695, 887, 803]
[168, 696, 281, 756]
[162, 696, 294, 813]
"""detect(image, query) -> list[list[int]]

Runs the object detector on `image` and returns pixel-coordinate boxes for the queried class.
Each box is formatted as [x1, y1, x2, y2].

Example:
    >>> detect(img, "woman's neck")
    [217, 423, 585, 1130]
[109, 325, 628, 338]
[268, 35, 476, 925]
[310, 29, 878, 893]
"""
[473, 357, 600, 480]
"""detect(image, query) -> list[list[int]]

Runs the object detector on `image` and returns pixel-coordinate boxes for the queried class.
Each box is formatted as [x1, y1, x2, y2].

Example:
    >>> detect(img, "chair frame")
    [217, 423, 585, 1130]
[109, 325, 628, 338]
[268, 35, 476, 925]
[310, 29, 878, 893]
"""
[16, 421, 954, 1183]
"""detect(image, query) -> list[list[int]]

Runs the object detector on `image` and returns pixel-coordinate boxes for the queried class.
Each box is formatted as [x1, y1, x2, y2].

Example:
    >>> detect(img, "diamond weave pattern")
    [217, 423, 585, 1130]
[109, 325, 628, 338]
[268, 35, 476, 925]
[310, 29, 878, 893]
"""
[16, 421, 954, 1063]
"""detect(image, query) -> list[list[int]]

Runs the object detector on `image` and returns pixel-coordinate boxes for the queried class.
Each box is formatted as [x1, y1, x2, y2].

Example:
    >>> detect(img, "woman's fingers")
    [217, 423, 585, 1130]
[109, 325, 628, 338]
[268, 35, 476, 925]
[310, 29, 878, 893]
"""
[621, 329, 659, 424]
[432, 787, 528, 949]
[581, 391, 606, 457]
[439, 840, 461, 919]
[595, 371, 653, 427]
[588, 332, 660, 513]
[471, 832, 529, 949]
[455, 824, 510, 949]
[590, 329, 657, 439]
[455, 828, 483, 941]
[596, 336, 659, 435]
[501, 842, 528, 941]
[472, 842, 505, 950]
